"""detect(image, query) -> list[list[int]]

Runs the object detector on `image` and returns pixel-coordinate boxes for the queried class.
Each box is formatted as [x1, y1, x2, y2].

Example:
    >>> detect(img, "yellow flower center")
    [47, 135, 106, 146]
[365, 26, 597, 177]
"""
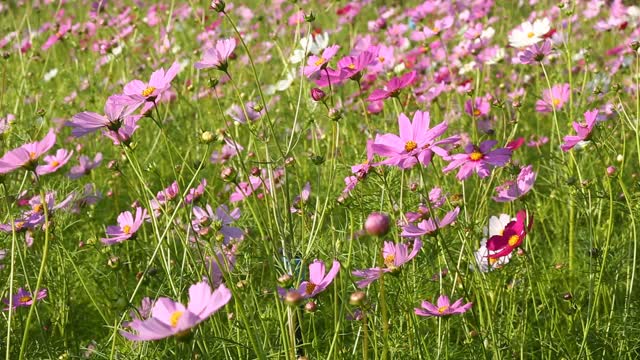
[15, 221, 25, 229]
[404, 140, 418, 152]
[432, 27, 440, 33]
[508, 235, 520, 247]
[29, 152, 37, 160]
[19, 295, 32, 303]
[473, 109, 481, 116]
[347, 63, 356, 69]
[378, 56, 385, 62]
[527, 32, 535, 38]
[437, 305, 449, 314]
[142, 86, 156, 97]
[305, 282, 317, 295]
[384, 254, 395, 268]
[169, 311, 184, 328]
[33, 204, 43, 213]
[314, 57, 326, 66]
[123, 225, 131, 234]
[469, 151, 484, 161]
[488, 257, 498, 265]
[552, 98, 560, 106]
[51, 161, 60, 167]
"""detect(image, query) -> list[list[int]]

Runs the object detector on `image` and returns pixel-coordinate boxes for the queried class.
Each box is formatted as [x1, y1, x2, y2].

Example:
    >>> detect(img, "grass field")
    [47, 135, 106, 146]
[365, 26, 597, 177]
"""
[1, 0, 640, 359]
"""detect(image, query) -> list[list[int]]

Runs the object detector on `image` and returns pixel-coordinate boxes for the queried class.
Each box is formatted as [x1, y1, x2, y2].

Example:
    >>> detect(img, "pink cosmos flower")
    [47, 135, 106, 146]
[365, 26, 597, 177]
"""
[337, 51, 376, 81]
[401, 207, 460, 237]
[405, 188, 446, 223]
[68, 153, 102, 179]
[3, 288, 48, 310]
[352, 239, 422, 288]
[535, 84, 570, 113]
[443, 140, 512, 180]
[288, 259, 340, 299]
[211, 138, 243, 164]
[464, 97, 490, 118]
[120, 281, 232, 341]
[368, 71, 416, 102]
[41, 18, 71, 51]
[229, 176, 263, 203]
[422, 16, 454, 38]
[191, 204, 243, 243]
[561, 109, 598, 152]
[67, 95, 140, 138]
[414, 295, 472, 317]
[486, 210, 531, 258]
[185, 179, 207, 204]
[102, 115, 140, 145]
[290, 182, 311, 214]
[150, 181, 180, 215]
[304, 45, 340, 78]
[493, 165, 536, 202]
[195, 38, 236, 71]
[36, 149, 73, 176]
[351, 140, 375, 179]
[122, 61, 181, 106]
[0, 129, 56, 175]
[372, 110, 459, 169]
[101, 207, 147, 245]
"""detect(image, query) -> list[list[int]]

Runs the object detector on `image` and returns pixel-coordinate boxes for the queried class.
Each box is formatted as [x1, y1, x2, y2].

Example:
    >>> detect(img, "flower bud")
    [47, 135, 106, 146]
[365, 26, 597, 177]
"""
[311, 88, 326, 102]
[284, 291, 303, 306]
[277, 274, 293, 288]
[285, 156, 296, 167]
[201, 131, 216, 144]
[210, 0, 225, 12]
[107, 256, 120, 269]
[328, 108, 342, 122]
[349, 291, 366, 306]
[562, 292, 573, 301]
[221, 167, 235, 180]
[364, 212, 390, 236]
[606, 166, 617, 176]
[304, 301, 318, 313]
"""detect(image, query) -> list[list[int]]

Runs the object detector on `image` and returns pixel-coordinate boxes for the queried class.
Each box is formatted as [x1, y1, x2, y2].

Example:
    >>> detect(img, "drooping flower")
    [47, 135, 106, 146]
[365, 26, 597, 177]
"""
[443, 140, 512, 180]
[561, 109, 599, 152]
[195, 38, 236, 71]
[67, 95, 140, 138]
[414, 295, 472, 317]
[150, 181, 180, 215]
[372, 110, 459, 169]
[535, 84, 570, 113]
[473, 214, 514, 272]
[292, 259, 340, 299]
[3, 288, 48, 310]
[352, 239, 422, 288]
[68, 153, 103, 179]
[185, 179, 207, 204]
[486, 210, 531, 258]
[519, 40, 553, 64]
[0, 129, 56, 175]
[102, 115, 141, 146]
[508, 18, 551, 48]
[493, 165, 536, 202]
[401, 207, 460, 237]
[120, 281, 232, 341]
[367, 71, 416, 102]
[122, 61, 181, 106]
[35, 149, 73, 176]
[101, 207, 147, 245]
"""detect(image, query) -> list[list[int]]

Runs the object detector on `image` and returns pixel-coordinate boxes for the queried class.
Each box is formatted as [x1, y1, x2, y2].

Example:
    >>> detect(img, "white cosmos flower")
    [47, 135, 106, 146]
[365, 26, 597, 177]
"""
[508, 18, 550, 48]
[289, 32, 330, 64]
[264, 70, 296, 95]
[44, 68, 58, 82]
[473, 214, 514, 272]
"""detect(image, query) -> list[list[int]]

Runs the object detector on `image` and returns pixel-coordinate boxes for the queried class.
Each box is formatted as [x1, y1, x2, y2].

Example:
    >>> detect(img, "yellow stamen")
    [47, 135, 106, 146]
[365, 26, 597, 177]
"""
[508, 235, 520, 247]
[552, 98, 560, 106]
[432, 27, 440, 33]
[473, 109, 481, 116]
[384, 254, 395, 268]
[142, 86, 156, 97]
[488, 257, 498, 265]
[469, 151, 484, 161]
[378, 56, 385, 62]
[527, 32, 535, 38]
[29, 152, 37, 160]
[437, 305, 449, 314]
[169, 311, 184, 328]
[347, 63, 356, 70]
[305, 282, 317, 295]
[19, 295, 32, 303]
[404, 140, 418, 152]
[314, 57, 326, 67]
[33, 204, 43, 213]
[51, 161, 60, 167]
[123, 225, 131, 234]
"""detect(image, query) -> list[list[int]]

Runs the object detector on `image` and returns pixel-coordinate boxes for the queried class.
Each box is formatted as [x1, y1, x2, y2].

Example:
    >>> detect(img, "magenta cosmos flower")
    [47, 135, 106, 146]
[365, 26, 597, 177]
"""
[414, 295, 472, 317]
[561, 109, 598, 152]
[368, 71, 416, 102]
[67, 95, 140, 138]
[120, 281, 232, 341]
[122, 61, 181, 106]
[486, 210, 531, 258]
[304, 45, 340, 78]
[101, 207, 147, 245]
[401, 207, 460, 237]
[372, 110, 459, 169]
[3, 288, 48, 311]
[519, 40, 553, 64]
[195, 38, 236, 71]
[443, 140, 512, 180]
[493, 165, 536, 202]
[535, 83, 570, 113]
[352, 239, 422, 288]
[0, 129, 56, 175]
[289, 259, 340, 299]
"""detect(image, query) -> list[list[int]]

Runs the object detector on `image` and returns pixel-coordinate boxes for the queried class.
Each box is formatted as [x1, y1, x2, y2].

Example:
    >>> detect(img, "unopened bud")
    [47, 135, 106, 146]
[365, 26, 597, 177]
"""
[284, 291, 303, 306]
[349, 291, 366, 306]
[304, 301, 318, 313]
[364, 212, 390, 237]
[277, 274, 293, 287]
[201, 131, 215, 143]
[210, 0, 225, 12]
[311, 88, 326, 102]
[221, 167, 235, 180]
